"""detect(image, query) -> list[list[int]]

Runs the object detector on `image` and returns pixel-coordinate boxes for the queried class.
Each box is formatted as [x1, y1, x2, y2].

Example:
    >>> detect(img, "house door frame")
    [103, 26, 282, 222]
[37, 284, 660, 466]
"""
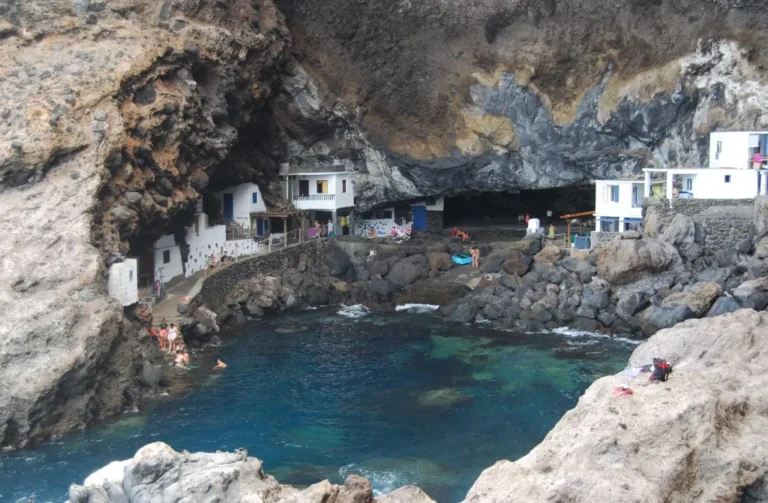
[299, 180, 310, 197]
[223, 193, 234, 221]
[412, 206, 427, 231]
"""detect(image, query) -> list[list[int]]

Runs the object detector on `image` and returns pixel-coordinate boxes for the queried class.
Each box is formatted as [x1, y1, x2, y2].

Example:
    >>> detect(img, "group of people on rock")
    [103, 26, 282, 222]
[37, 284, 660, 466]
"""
[149, 320, 229, 371]
[450, 227, 470, 243]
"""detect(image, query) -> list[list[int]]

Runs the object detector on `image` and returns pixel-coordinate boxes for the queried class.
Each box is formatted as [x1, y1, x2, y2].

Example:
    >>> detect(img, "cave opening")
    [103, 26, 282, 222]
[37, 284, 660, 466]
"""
[443, 186, 595, 228]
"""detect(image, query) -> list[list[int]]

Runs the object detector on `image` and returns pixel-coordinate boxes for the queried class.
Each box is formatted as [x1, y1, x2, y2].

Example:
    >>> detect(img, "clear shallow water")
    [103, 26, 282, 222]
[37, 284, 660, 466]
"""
[0, 309, 636, 503]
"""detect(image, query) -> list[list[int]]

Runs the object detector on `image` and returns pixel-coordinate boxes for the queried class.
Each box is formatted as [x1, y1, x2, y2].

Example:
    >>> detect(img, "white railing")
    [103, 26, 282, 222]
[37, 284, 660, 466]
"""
[251, 229, 302, 254]
[293, 194, 336, 201]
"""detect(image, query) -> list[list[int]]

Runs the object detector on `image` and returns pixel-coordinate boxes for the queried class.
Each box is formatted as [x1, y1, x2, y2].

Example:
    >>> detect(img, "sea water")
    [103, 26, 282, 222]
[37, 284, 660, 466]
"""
[0, 308, 636, 502]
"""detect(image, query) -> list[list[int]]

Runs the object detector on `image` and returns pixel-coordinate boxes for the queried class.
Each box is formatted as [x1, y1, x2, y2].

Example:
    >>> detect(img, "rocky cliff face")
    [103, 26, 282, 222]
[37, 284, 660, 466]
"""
[273, 0, 768, 207]
[0, 0, 289, 448]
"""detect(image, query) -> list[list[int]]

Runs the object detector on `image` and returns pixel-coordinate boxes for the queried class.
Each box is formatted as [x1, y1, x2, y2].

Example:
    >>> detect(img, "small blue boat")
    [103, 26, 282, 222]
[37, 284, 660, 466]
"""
[452, 253, 472, 265]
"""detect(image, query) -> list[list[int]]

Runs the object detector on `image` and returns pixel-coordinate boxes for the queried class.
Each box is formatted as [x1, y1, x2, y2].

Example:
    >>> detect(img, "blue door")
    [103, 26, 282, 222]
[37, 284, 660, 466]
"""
[257, 219, 263, 236]
[223, 193, 234, 221]
[413, 206, 427, 231]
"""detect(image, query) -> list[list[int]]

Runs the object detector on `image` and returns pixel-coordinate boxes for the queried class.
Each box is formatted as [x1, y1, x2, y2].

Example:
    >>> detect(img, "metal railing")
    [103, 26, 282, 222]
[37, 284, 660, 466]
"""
[293, 194, 336, 201]
[251, 229, 302, 254]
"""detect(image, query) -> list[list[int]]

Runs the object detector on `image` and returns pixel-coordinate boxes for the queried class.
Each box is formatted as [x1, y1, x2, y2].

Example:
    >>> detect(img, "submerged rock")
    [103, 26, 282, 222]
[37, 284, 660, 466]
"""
[417, 388, 471, 408]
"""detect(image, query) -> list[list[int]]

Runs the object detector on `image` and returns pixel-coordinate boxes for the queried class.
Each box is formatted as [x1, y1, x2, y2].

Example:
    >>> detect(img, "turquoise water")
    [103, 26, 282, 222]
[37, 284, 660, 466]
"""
[0, 308, 636, 502]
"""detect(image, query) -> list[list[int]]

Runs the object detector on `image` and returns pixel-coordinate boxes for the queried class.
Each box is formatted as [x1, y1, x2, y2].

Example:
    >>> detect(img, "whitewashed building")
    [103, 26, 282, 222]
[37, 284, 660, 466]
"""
[152, 182, 271, 284]
[279, 164, 356, 236]
[107, 258, 138, 306]
[355, 198, 445, 237]
[709, 131, 768, 170]
[594, 180, 644, 232]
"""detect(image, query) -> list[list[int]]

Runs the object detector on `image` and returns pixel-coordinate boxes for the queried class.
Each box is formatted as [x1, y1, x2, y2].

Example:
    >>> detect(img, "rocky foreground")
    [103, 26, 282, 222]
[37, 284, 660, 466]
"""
[71, 310, 768, 502]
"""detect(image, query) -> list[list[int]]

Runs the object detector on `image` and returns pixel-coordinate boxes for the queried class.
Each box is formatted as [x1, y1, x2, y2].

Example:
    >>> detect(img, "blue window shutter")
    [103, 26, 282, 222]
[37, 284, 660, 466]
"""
[252, 192, 258, 203]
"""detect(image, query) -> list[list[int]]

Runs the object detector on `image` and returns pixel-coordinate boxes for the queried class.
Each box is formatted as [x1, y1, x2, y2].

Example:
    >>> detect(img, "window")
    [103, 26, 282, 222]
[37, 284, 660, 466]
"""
[716, 140, 722, 160]
[686, 178, 692, 191]
[725, 175, 731, 183]
[317, 180, 328, 194]
[342, 180, 347, 193]
[632, 185, 640, 207]
[163, 250, 171, 264]
[252, 192, 258, 203]
[610, 185, 620, 203]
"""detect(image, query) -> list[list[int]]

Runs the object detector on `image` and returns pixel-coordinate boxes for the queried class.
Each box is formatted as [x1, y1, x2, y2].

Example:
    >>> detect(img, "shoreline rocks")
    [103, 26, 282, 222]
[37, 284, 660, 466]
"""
[69, 442, 437, 503]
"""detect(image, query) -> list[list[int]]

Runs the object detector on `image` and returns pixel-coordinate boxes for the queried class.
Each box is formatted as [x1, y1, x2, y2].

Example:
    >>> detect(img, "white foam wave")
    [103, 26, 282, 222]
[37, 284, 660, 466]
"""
[550, 327, 642, 345]
[339, 464, 407, 496]
[337, 304, 370, 319]
[395, 303, 440, 313]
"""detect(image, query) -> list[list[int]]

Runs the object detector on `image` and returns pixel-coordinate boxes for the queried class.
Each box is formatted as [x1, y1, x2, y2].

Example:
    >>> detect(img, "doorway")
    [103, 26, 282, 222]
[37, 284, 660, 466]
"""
[223, 193, 234, 221]
[299, 180, 310, 197]
[412, 206, 427, 231]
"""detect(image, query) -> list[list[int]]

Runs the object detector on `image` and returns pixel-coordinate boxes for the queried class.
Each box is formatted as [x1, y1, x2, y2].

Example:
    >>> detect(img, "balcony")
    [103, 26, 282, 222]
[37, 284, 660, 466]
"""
[292, 194, 338, 211]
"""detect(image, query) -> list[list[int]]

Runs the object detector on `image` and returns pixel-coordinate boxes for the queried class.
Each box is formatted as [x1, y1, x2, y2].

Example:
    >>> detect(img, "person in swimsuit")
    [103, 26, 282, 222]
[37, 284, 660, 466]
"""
[167, 323, 179, 353]
[470, 246, 480, 269]
[213, 359, 228, 370]
[159, 326, 168, 351]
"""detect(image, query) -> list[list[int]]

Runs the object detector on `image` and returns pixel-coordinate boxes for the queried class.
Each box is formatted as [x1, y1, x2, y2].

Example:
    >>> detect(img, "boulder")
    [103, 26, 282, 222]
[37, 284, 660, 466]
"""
[732, 277, 768, 310]
[713, 248, 739, 268]
[482, 251, 512, 273]
[582, 286, 611, 310]
[661, 281, 722, 317]
[619, 230, 642, 240]
[533, 244, 563, 264]
[661, 213, 697, 245]
[558, 257, 596, 283]
[501, 273, 523, 290]
[694, 267, 731, 287]
[756, 236, 768, 259]
[638, 305, 695, 336]
[425, 240, 449, 253]
[532, 263, 567, 284]
[502, 252, 532, 276]
[337, 475, 374, 503]
[596, 237, 681, 285]
[706, 296, 742, 318]
[388, 255, 430, 286]
[444, 302, 474, 323]
[427, 251, 453, 271]
[463, 311, 768, 503]
[509, 235, 542, 255]
[193, 306, 219, 332]
[325, 246, 355, 281]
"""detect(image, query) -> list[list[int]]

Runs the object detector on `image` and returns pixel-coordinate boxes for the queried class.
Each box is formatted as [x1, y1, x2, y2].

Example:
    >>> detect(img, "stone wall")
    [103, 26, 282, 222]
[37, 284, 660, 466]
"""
[194, 240, 353, 314]
[426, 211, 444, 232]
[644, 198, 755, 255]
[590, 231, 620, 249]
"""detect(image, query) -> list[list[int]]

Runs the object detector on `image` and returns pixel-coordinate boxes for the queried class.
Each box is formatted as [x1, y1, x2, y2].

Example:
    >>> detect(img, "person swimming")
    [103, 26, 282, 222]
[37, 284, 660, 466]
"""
[212, 359, 228, 370]
[173, 347, 190, 367]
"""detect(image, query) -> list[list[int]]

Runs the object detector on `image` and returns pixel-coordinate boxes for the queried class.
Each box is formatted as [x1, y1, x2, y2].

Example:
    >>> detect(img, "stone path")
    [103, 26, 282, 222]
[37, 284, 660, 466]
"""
[152, 272, 206, 324]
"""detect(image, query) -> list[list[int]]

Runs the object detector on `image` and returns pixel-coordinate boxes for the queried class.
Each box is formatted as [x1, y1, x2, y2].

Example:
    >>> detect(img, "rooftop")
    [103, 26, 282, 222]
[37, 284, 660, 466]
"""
[279, 164, 350, 175]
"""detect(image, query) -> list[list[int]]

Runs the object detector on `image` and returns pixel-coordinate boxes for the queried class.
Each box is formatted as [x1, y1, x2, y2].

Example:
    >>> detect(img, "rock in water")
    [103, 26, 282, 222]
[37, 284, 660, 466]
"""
[463, 311, 768, 503]
[596, 237, 681, 285]
[418, 388, 471, 408]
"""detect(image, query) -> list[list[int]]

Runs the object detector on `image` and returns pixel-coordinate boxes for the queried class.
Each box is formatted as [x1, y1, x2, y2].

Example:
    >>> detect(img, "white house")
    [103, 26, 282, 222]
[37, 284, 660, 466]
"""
[279, 163, 356, 235]
[107, 258, 138, 306]
[151, 182, 274, 285]
[709, 131, 768, 170]
[594, 180, 644, 232]
[214, 182, 269, 237]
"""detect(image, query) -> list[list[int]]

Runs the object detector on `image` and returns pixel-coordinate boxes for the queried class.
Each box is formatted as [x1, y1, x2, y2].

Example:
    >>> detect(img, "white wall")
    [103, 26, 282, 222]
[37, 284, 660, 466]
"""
[154, 234, 184, 284]
[594, 181, 643, 220]
[107, 259, 138, 306]
[216, 183, 267, 231]
[354, 208, 395, 237]
[710, 132, 750, 169]
[426, 197, 444, 211]
[689, 169, 759, 199]
[183, 213, 227, 275]
[291, 174, 354, 210]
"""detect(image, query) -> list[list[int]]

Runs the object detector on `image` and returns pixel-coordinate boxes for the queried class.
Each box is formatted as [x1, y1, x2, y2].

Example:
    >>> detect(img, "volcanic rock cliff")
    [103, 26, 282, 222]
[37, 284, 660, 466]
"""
[275, 0, 768, 206]
[3, 0, 768, 454]
[0, 0, 289, 448]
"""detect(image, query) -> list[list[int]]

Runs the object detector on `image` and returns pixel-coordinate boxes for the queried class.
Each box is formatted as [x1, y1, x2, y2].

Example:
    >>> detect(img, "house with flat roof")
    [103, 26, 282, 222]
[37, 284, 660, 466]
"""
[594, 179, 644, 232]
[279, 163, 356, 235]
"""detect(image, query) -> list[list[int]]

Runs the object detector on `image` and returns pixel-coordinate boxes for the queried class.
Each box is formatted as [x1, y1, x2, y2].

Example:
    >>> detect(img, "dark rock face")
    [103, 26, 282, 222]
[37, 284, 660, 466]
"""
[269, 0, 768, 208]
